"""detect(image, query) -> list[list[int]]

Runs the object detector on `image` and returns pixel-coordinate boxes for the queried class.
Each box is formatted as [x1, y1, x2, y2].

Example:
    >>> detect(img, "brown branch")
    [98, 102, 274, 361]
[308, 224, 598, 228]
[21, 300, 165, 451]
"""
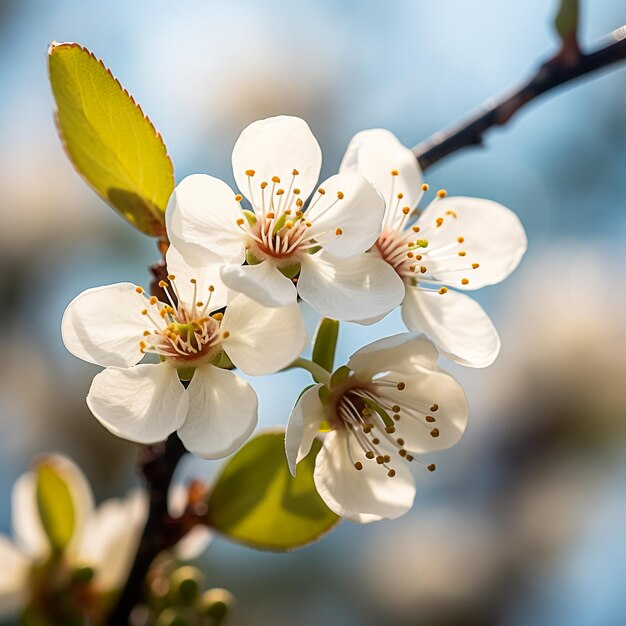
[414, 26, 626, 170]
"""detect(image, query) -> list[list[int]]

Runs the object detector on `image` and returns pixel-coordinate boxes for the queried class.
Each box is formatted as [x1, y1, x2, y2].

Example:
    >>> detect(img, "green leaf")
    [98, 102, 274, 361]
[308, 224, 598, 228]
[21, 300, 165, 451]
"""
[312, 318, 339, 379]
[554, 0, 579, 42]
[48, 42, 174, 236]
[35, 461, 76, 553]
[207, 430, 339, 551]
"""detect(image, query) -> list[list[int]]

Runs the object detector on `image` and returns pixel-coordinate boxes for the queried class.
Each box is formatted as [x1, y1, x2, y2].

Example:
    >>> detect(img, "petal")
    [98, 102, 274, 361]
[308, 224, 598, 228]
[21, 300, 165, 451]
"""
[339, 129, 423, 228]
[417, 196, 527, 290]
[298, 252, 404, 321]
[285, 384, 325, 476]
[347, 332, 439, 379]
[221, 295, 307, 375]
[231, 116, 322, 205]
[12, 455, 94, 561]
[173, 526, 213, 561]
[165, 245, 229, 312]
[314, 431, 415, 523]
[306, 172, 385, 258]
[177, 366, 258, 459]
[0, 537, 29, 618]
[378, 369, 469, 453]
[87, 363, 188, 444]
[76, 490, 147, 591]
[220, 262, 297, 308]
[165, 174, 246, 265]
[402, 285, 500, 368]
[62, 283, 150, 368]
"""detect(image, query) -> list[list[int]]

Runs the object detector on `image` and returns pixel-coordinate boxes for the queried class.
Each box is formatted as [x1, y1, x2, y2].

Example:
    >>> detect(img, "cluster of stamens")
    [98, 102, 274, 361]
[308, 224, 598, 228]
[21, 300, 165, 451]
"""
[376, 175, 481, 292]
[331, 374, 442, 477]
[135, 276, 225, 363]
[234, 169, 345, 266]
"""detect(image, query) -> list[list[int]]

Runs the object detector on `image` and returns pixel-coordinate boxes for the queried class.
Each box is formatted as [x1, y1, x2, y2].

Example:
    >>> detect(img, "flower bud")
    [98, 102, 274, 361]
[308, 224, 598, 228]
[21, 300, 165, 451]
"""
[199, 588, 235, 625]
[168, 565, 203, 605]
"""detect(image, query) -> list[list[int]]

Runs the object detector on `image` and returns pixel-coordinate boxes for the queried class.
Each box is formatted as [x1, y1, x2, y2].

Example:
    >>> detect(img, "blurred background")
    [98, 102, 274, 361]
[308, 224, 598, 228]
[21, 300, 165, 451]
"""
[1, 0, 626, 624]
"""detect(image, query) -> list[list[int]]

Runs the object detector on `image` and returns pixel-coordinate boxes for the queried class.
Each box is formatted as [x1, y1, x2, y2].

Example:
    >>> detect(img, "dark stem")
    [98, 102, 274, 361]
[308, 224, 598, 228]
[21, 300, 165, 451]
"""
[106, 434, 187, 626]
[414, 27, 626, 170]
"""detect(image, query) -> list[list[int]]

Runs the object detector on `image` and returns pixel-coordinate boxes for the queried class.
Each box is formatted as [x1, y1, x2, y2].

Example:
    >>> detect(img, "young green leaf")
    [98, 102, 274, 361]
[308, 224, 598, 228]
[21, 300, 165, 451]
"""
[311, 318, 339, 378]
[206, 430, 339, 551]
[554, 0, 579, 44]
[35, 461, 76, 553]
[48, 42, 174, 236]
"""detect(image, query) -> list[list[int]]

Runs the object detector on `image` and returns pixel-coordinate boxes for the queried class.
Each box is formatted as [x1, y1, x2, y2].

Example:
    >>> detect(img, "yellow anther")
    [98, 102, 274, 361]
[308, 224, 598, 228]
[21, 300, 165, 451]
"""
[292, 169, 299, 176]
[305, 221, 312, 227]
[354, 462, 363, 471]
[160, 308, 168, 317]
[376, 456, 385, 465]
[436, 217, 444, 227]
[461, 278, 469, 285]
[437, 189, 447, 198]
[296, 199, 304, 207]
[388, 469, 396, 478]
[420, 265, 427, 274]
[245, 169, 255, 177]
[416, 254, 422, 261]
[260, 181, 268, 189]
[271, 176, 280, 183]
[235, 194, 243, 202]
[149, 296, 158, 305]
[276, 189, 285, 196]
[407, 251, 414, 258]
[426, 415, 436, 423]
[406, 454, 414, 462]
[439, 287, 448, 294]
[285, 221, 294, 229]
[208, 285, 215, 292]
[397, 382, 406, 391]
[427, 463, 436, 472]
[196, 302, 204, 308]
[399, 449, 407, 457]
[139, 340, 147, 350]
[365, 451, 375, 460]
[266, 212, 275, 219]
[421, 183, 429, 191]
[402, 206, 410, 215]
[222, 331, 230, 339]
[409, 264, 416, 272]
[237, 218, 245, 225]
[158, 280, 168, 288]
[337, 191, 344, 199]
[430, 404, 439, 412]
[141, 309, 148, 315]
[285, 209, 292, 215]
[472, 263, 480, 269]
[293, 188, 301, 195]
[446, 210, 457, 218]
[296, 210, 303, 217]
[385, 426, 396, 434]
[143, 330, 151, 336]
[457, 236, 465, 243]
[212, 312, 223, 321]
[318, 187, 326, 195]
[458, 251, 466, 257]
[430, 428, 440, 438]
[335, 228, 343, 236]
[391, 169, 399, 176]
[397, 192, 404, 199]
[412, 225, 420, 232]
[135, 286, 143, 294]
[167, 274, 176, 280]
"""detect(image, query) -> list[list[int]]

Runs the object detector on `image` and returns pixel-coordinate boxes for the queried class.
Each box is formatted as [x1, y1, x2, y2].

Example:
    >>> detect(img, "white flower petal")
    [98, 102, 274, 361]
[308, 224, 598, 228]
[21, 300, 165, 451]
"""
[220, 262, 297, 307]
[314, 431, 415, 523]
[285, 384, 325, 476]
[339, 129, 423, 228]
[173, 526, 213, 561]
[401, 285, 500, 368]
[165, 174, 246, 265]
[347, 332, 439, 379]
[231, 116, 322, 205]
[379, 369, 469, 453]
[87, 363, 188, 444]
[221, 295, 306, 375]
[76, 490, 147, 591]
[177, 366, 257, 459]
[298, 252, 404, 321]
[165, 245, 229, 312]
[306, 172, 385, 258]
[62, 283, 150, 368]
[12, 455, 94, 561]
[417, 196, 527, 290]
[0, 536, 29, 619]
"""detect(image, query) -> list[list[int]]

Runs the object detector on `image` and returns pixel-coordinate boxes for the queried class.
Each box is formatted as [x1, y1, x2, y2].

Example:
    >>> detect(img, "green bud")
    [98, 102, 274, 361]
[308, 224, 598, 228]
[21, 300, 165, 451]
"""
[277, 262, 301, 279]
[199, 588, 235, 625]
[72, 566, 95, 584]
[155, 608, 190, 626]
[169, 566, 203, 605]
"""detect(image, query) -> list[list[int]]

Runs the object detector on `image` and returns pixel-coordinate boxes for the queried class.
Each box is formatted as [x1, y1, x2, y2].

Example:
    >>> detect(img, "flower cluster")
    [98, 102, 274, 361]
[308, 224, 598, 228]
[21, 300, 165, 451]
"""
[62, 116, 526, 523]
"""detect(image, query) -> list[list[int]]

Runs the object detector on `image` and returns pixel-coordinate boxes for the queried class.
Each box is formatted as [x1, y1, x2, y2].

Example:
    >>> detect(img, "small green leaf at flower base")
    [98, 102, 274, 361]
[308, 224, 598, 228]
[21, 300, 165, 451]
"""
[312, 318, 339, 378]
[35, 461, 76, 553]
[48, 42, 174, 237]
[206, 430, 339, 551]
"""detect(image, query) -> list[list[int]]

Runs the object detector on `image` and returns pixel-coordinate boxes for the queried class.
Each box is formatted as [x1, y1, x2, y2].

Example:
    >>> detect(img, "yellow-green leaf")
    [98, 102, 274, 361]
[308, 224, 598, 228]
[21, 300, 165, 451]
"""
[36, 461, 76, 553]
[312, 317, 339, 379]
[554, 0, 579, 43]
[207, 430, 339, 551]
[48, 42, 174, 236]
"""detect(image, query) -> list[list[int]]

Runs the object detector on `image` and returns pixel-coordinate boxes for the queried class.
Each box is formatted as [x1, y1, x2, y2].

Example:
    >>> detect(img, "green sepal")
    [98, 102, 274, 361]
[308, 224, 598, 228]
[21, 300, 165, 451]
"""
[242, 209, 257, 226]
[278, 262, 301, 279]
[36, 462, 76, 553]
[312, 318, 339, 377]
[206, 430, 339, 551]
[330, 365, 351, 388]
[363, 397, 394, 429]
[554, 0, 579, 42]
[177, 366, 196, 382]
[246, 249, 262, 265]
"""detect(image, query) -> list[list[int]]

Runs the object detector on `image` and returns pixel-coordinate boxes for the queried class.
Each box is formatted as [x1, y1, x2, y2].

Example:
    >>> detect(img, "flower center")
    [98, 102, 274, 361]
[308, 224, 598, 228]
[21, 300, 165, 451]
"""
[234, 169, 344, 266]
[328, 373, 441, 476]
[135, 276, 225, 364]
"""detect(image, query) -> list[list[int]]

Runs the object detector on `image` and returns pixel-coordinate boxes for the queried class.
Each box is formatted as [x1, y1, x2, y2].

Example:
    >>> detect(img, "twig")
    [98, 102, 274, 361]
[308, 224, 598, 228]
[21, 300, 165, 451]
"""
[414, 26, 626, 170]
